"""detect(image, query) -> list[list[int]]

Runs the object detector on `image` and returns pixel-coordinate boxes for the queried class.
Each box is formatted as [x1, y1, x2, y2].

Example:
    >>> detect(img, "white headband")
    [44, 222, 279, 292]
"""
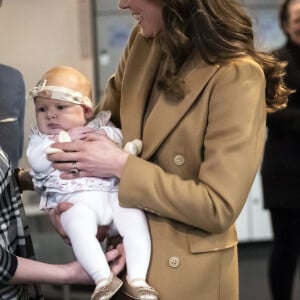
[29, 79, 93, 110]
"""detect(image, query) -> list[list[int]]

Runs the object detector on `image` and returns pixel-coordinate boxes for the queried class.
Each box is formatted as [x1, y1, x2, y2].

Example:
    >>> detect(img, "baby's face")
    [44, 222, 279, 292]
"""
[35, 96, 88, 135]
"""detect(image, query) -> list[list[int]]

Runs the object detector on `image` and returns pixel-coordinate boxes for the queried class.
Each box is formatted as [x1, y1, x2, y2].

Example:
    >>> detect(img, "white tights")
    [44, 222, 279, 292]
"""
[60, 191, 151, 284]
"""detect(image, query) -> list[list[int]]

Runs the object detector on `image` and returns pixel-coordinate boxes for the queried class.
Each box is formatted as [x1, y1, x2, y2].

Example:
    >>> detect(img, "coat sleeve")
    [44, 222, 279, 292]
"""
[118, 59, 266, 234]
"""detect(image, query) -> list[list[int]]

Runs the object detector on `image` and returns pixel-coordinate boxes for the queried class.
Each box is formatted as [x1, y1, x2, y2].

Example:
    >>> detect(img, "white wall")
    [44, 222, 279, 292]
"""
[0, 0, 95, 207]
[0, 0, 94, 169]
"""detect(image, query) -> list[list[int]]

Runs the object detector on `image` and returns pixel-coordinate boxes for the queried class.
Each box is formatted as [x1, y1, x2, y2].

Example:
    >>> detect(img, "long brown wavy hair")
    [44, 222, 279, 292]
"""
[156, 0, 291, 112]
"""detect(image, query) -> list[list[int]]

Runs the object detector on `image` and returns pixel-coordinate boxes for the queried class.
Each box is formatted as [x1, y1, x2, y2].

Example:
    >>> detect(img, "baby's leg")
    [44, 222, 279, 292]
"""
[111, 199, 151, 282]
[60, 203, 111, 283]
[111, 198, 158, 299]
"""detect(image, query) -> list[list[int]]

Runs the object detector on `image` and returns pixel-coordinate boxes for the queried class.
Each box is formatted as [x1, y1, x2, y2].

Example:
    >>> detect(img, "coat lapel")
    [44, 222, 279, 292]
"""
[120, 35, 162, 143]
[142, 62, 220, 159]
[120, 33, 220, 159]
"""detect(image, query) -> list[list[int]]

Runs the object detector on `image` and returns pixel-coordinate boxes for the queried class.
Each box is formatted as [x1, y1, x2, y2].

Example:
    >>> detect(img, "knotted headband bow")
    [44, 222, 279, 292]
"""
[29, 78, 93, 110]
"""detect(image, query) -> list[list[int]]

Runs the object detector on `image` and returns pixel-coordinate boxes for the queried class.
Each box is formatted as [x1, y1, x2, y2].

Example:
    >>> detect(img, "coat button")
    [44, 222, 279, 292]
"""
[174, 155, 185, 166]
[168, 256, 180, 268]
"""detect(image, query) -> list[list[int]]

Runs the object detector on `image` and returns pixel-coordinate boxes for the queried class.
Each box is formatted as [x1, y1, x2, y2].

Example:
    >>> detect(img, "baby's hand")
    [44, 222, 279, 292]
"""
[124, 139, 143, 155]
[58, 130, 72, 142]
[45, 131, 71, 154]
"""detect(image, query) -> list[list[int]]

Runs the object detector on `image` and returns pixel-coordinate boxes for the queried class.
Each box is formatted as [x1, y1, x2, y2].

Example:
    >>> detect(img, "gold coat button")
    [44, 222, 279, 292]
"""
[168, 256, 180, 268]
[174, 155, 185, 166]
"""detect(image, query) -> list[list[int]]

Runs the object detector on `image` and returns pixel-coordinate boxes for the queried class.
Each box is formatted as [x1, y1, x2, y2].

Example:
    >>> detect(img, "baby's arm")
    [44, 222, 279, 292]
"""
[124, 139, 142, 155]
[45, 127, 96, 154]
[100, 126, 123, 148]
[26, 133, 54, 173]
[45, 131, 71, 154]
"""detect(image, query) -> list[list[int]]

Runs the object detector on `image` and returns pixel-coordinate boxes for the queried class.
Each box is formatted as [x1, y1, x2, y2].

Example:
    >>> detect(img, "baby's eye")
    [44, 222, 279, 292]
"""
[38, 107, 46, 112]
[57, 105, 65, 110]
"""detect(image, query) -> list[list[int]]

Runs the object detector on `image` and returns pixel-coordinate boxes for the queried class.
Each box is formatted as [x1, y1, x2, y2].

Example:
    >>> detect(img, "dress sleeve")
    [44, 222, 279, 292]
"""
[26, 132, 53, 173]
[100, 125, 123, 148]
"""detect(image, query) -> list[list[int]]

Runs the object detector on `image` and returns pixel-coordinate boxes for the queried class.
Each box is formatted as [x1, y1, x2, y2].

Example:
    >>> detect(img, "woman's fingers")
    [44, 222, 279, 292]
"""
[48, 203, 74, 243]
[96, 226, 110, 242]
[106, 243, 126, 275]
[18, 168, 34, 191]
[48, 134, 126, 178]
[49, 133, 107, 154]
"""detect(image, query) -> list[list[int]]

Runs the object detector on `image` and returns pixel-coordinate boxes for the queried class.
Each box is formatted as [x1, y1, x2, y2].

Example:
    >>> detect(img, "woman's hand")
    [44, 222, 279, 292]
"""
[65, 260, 93, 285]
[48, 202, 73, 243]
[66, 244, 125, 283]
[48, 202, 110, 243]
[47, 133, 129, 179]
[16, 168, 34, 191]
[106, 243, 126, 275]
[12, 249, 125, 285]
[67, 126, 95, 141]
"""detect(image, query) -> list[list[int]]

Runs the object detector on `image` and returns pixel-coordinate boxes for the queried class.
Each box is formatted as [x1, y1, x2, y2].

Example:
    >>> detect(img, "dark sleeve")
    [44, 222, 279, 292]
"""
[15, 70, 26, 161]
[0, 247, 18, 283]
[0, 64, 26, 168]
[267, 46, 300, 134]
[267, 99, 300, 134]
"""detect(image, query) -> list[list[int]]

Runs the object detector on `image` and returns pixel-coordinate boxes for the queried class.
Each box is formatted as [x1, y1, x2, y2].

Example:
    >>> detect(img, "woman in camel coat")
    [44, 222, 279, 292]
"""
[48, 0, 290, 299]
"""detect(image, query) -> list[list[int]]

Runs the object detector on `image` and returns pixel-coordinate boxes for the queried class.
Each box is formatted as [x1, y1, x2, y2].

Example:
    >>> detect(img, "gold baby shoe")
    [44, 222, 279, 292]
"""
[123, 280, 159, 300]
[91, 273, 123, 300]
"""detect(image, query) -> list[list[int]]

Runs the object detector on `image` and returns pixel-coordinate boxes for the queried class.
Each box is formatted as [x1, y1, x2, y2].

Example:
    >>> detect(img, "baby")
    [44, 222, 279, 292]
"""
[26, 65, 158, 300]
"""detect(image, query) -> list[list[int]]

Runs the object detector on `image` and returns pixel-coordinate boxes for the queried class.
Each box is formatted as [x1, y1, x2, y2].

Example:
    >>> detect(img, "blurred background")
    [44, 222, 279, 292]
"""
[0, 0, 298, 299]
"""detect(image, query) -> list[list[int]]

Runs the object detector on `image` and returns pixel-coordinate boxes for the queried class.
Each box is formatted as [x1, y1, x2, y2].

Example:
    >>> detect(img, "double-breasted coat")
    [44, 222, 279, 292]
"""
[98, 27, 266, 300]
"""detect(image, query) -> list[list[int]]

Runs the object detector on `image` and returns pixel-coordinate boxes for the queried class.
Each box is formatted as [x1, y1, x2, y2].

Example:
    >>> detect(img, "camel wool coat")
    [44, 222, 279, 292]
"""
[98, 26, 266, 300]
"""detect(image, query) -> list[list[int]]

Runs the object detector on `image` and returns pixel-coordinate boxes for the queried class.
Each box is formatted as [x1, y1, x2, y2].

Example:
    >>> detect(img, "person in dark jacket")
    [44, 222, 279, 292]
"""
[0, 64, 25, 168]
[261, 0, 300, 299]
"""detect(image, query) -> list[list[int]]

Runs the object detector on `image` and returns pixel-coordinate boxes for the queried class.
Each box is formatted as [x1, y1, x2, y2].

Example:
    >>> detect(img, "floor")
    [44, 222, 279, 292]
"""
[239, 242, 273, 300]
[239, 242, 300, 300]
